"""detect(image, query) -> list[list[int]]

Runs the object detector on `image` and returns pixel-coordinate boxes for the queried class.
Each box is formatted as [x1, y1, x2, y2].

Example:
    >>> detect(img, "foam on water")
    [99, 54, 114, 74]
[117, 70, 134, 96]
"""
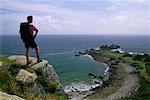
[83, 54, 94, 60]
[64, 82, 102, 93]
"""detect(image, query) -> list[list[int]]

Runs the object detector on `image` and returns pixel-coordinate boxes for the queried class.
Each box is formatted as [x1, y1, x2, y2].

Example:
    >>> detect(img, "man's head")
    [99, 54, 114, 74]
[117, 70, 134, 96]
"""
[27, 16, 33, 23]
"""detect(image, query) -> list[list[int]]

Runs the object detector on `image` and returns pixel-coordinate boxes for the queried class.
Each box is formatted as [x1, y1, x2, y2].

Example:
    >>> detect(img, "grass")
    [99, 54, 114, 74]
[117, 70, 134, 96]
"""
[103, 50, 124, 58]
[103, 51, 148, 77]
[0, 56, 24, 97]
[34, 94, 67, 100]
[102, 50, 150, 100]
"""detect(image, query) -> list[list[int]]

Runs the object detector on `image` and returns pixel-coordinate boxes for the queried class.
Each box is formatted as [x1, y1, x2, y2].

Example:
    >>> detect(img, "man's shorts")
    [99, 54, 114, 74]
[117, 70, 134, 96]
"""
[24, 39, 38, 48]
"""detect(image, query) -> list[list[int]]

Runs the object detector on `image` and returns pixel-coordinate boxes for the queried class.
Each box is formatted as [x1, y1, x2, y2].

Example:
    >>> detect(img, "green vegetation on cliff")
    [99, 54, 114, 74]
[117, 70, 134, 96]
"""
[102, 50, 150, 100]
[0, 56, 67, 100]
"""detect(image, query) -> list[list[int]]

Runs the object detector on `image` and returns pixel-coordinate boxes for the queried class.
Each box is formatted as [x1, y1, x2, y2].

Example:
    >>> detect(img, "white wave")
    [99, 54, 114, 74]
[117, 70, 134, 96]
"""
[64, 82, 102, 93]
[102, 63, 109, 72]
[47, 52, 68, 56]
[83, 54, 94, 60]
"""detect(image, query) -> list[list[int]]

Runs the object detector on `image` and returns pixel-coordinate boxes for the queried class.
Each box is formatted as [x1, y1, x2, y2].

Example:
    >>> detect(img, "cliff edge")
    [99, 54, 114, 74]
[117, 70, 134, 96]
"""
[0, 55, 66, 100]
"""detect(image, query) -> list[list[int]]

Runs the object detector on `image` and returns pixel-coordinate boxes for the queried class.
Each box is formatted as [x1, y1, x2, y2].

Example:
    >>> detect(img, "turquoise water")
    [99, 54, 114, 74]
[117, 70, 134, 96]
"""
[1, 35, 150, 87]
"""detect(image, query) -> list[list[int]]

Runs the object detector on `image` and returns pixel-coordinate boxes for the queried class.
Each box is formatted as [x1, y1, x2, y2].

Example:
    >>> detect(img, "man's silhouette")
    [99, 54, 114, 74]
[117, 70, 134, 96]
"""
[19, 16, 41, 65]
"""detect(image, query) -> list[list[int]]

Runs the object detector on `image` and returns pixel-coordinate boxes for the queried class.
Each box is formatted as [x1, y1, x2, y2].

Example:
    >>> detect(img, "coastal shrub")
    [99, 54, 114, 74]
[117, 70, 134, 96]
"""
[130, 62, 139, 67]
[0, 56, 14, 65]
[145, 62, 150, 67]
[122, 53, 132, 57]
[145, 63, 150, 76]
[118, 57, 122, 60]
[47, 83, 58, 94]
[0, 66, 13, 91]
[0, 56, 22, 76]
[37, 76, 57, 93]
[26, 68, 36, 73]
[8, 64, 22, 76]
[144, 56, 150, 62]
[133, 54, 142, 61]
[0, 57, 35, 98]
[35, 68, 43, 76]
[136, 65, 143, 70]
[0, 65, 23, 97]
[125, 77, 150, 100]
[143, 53, 149, 58]
[136, 78, 150, 99]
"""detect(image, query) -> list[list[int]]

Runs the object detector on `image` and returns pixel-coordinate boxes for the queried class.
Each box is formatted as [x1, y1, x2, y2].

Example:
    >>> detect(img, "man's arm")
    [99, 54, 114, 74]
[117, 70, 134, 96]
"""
[32, 25, 38, 38]
[34, 29, 38, 38]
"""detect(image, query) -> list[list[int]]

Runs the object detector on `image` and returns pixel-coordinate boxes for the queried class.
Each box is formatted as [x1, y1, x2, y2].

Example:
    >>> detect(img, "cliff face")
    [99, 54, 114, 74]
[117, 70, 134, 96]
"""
[0, 55, 66, 99]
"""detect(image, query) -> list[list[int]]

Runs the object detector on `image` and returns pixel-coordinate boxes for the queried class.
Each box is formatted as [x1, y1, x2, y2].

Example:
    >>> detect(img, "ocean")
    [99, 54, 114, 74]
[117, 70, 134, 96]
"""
[1, 35, 150, 91]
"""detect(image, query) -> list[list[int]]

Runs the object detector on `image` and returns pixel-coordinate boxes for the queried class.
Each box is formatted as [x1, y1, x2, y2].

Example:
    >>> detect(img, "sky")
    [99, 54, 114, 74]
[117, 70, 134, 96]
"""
[0, 0, 150, 35]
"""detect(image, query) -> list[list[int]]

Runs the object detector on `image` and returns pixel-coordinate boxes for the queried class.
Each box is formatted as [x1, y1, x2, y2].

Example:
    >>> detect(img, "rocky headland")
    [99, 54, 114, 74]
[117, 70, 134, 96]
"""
[82, 45, 149, 100]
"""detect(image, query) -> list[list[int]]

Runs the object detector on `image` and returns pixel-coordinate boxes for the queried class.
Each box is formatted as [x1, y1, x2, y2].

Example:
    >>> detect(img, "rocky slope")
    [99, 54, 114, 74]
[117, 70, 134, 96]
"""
[0, 55, 66, 100]
[0, 91, 25, 100]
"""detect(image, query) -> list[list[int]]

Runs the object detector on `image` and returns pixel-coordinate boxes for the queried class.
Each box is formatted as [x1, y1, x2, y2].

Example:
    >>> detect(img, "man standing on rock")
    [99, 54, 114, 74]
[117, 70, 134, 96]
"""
[19, 16, 42, 65]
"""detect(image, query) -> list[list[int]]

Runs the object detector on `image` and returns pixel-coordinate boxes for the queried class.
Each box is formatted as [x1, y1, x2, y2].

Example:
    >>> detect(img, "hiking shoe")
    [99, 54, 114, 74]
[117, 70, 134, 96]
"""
[37, 59, 42, 63]
[26, 60, 31, 65]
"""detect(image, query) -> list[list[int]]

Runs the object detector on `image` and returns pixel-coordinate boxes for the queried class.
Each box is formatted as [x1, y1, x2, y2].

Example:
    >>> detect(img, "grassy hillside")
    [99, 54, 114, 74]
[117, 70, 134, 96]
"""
[103, 51, 150, 100]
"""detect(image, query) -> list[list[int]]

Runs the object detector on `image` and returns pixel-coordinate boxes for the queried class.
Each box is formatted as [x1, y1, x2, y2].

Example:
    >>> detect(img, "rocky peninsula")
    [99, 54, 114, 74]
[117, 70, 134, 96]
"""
[83, 44, 150, 100]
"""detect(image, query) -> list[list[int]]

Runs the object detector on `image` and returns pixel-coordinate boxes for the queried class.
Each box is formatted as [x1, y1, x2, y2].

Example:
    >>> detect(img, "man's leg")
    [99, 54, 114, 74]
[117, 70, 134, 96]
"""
[26, 48, 30, 64]
[35, 46, 41, 62]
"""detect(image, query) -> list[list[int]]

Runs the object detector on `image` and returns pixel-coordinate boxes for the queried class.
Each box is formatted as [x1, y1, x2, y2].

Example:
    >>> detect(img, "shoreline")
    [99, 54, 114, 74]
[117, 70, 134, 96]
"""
[84, 50, 140, 100]
[65, 49, 140, 100]
[64, 54, 111, 100]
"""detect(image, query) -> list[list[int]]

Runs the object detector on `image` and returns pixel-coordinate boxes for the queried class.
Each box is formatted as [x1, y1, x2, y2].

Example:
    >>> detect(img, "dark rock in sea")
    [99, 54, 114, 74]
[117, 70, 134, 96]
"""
[88, 73, 97, 78]
[94, 80, 102, 84]
[78, 51, 86, 55]
[75, 54, 80, 56]
[71, 89, 74, 92]
[98, 76, 103, 79]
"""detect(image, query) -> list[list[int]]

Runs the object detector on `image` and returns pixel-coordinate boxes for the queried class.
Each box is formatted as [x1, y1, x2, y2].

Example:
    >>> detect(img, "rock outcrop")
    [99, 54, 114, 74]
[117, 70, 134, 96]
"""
[16, 69, 37, 83]
[8, 55, 65, 96]
[0, 91, 25, 100]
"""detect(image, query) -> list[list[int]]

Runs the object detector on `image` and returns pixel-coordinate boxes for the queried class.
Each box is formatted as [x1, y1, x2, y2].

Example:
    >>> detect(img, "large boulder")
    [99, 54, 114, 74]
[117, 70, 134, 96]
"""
[0, 91, 25, 100]
[8, 55, 48, 69]
[16, 69, 37, 83]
